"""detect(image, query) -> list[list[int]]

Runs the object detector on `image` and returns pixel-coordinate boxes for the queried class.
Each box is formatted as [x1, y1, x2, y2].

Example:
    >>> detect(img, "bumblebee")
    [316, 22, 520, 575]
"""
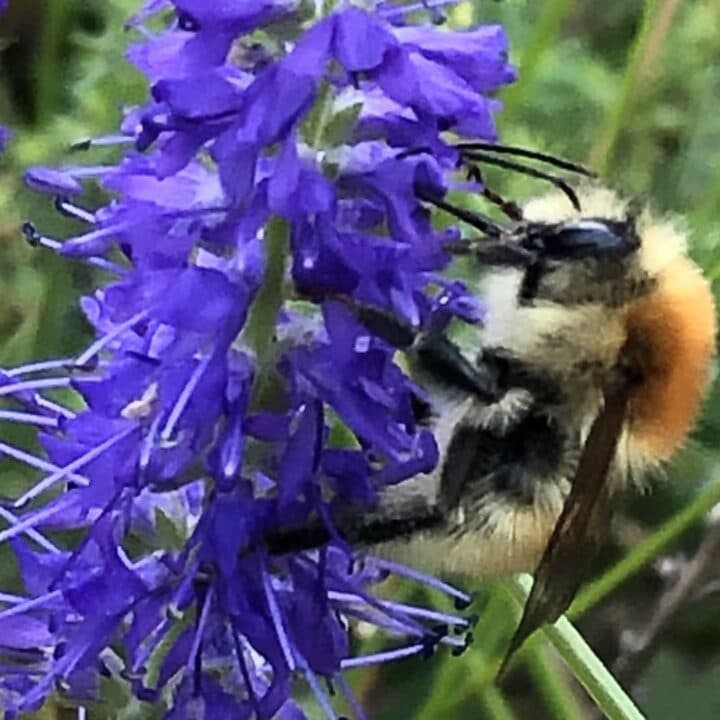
[270, 145, 717, 657]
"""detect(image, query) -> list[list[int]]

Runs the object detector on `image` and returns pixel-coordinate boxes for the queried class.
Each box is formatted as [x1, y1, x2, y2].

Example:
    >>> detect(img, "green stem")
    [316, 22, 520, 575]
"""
[541, 618, 645, 720]
[417, 644, 518, 720]
[570, 476, 720, 618]
[309, 81, 334, 149]
[244, 217, 288, 358]
[524, 636, 586, 720]
[505, 576, 646, 720]
[588, 0, 666, 172]
[34, 0, 69, 125]
[478, 685, 518, 720]
[499, 0, 576, 122]
[243, 217, 289, 406]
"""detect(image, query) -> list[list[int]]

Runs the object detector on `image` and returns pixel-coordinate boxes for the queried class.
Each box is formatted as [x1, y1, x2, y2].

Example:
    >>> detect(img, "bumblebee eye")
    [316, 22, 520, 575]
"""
[524, 219, 640, 260]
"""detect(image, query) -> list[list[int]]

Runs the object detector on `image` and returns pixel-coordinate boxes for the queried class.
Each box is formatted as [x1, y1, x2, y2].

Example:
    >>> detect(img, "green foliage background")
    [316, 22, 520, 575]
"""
[1, 1, 719, 718]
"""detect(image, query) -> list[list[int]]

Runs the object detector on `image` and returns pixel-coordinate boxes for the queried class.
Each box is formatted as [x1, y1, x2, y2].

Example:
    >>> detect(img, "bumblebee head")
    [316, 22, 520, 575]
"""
[518, 217, 640, 262]
[509, 187, 677, 307]
[414, 143, 691, 308]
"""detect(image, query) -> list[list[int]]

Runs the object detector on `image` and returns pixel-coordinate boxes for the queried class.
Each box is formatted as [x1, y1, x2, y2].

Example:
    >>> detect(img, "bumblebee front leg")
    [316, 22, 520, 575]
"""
[348, 300, 502, 403]
[446, 237, 536, 268]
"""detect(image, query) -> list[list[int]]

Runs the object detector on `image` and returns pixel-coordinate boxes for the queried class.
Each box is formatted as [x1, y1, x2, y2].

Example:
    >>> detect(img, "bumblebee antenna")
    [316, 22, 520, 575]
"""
[394, 146, 517, 226]
[455, 142, 595, 177]
[416, 189, 507, 238]
[459, 150, 583, 212]
[397, 143, 590, 215]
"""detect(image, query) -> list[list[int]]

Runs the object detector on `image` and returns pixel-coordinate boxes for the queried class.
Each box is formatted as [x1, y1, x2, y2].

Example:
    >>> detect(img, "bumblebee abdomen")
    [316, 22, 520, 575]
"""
[625, 255, 716, 462]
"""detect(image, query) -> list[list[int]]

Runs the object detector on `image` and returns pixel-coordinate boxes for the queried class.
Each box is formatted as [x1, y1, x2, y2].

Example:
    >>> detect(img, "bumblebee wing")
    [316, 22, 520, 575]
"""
[500, 373, 632, 672]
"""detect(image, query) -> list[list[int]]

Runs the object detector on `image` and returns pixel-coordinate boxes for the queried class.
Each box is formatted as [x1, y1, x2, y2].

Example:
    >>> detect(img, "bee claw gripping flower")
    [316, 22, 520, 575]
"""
[2, 1, 514, 717]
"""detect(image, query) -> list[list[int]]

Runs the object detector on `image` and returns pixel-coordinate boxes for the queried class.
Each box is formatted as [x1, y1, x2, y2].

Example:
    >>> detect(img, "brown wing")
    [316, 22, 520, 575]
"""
[499, 371, 633, 674]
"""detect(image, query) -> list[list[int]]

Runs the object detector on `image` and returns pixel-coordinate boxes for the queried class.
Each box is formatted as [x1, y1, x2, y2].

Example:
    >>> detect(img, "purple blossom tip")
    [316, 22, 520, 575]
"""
[24, 166, 83, 195]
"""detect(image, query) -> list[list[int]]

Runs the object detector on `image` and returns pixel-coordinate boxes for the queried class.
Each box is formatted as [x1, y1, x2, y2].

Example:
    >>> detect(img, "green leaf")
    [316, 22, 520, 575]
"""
[322, 102, 364, 147]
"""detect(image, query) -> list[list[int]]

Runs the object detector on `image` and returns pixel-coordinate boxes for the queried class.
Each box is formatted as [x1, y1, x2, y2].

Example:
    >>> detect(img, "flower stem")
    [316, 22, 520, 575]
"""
[497, 0, 575, 123]
[504, 575, 645, 720]
[570, 475, 720, 618]
[35, 0, 69, 126]
[523, 635, 586, 720]
[243, 216, 289, 407]
[308, 81, 335, 150]
[588, 0, 668, 172]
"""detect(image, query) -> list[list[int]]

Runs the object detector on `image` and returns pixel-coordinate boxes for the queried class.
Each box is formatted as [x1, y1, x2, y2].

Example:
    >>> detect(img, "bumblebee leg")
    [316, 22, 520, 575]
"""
[265, 520, 332, 555]
[350, 301, 501, 403]
[437, 423, 487, 513]
[265, 473, 445, 555]
[414, 332, 501, 402]
[446, 239, 536, 267]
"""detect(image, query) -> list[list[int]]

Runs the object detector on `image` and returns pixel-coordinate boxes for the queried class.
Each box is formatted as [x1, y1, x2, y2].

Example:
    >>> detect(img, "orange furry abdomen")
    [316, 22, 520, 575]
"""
[625, 258, 716, 460]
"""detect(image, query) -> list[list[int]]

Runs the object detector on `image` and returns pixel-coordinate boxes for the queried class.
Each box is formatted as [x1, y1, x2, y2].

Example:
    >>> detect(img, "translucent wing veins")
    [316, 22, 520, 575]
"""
[499, 365, 634, 673]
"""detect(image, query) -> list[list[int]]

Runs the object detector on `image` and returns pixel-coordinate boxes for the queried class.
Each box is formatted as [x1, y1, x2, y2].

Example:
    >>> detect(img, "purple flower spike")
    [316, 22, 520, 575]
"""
[3, 0, 515, 716]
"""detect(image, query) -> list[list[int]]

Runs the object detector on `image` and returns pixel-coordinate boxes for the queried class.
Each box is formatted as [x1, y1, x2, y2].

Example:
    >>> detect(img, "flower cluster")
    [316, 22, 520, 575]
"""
[1, 1, 514, 717]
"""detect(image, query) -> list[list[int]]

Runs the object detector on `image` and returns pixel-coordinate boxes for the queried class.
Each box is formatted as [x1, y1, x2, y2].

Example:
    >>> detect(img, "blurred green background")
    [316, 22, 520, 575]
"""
[1, 0, 720, 718]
